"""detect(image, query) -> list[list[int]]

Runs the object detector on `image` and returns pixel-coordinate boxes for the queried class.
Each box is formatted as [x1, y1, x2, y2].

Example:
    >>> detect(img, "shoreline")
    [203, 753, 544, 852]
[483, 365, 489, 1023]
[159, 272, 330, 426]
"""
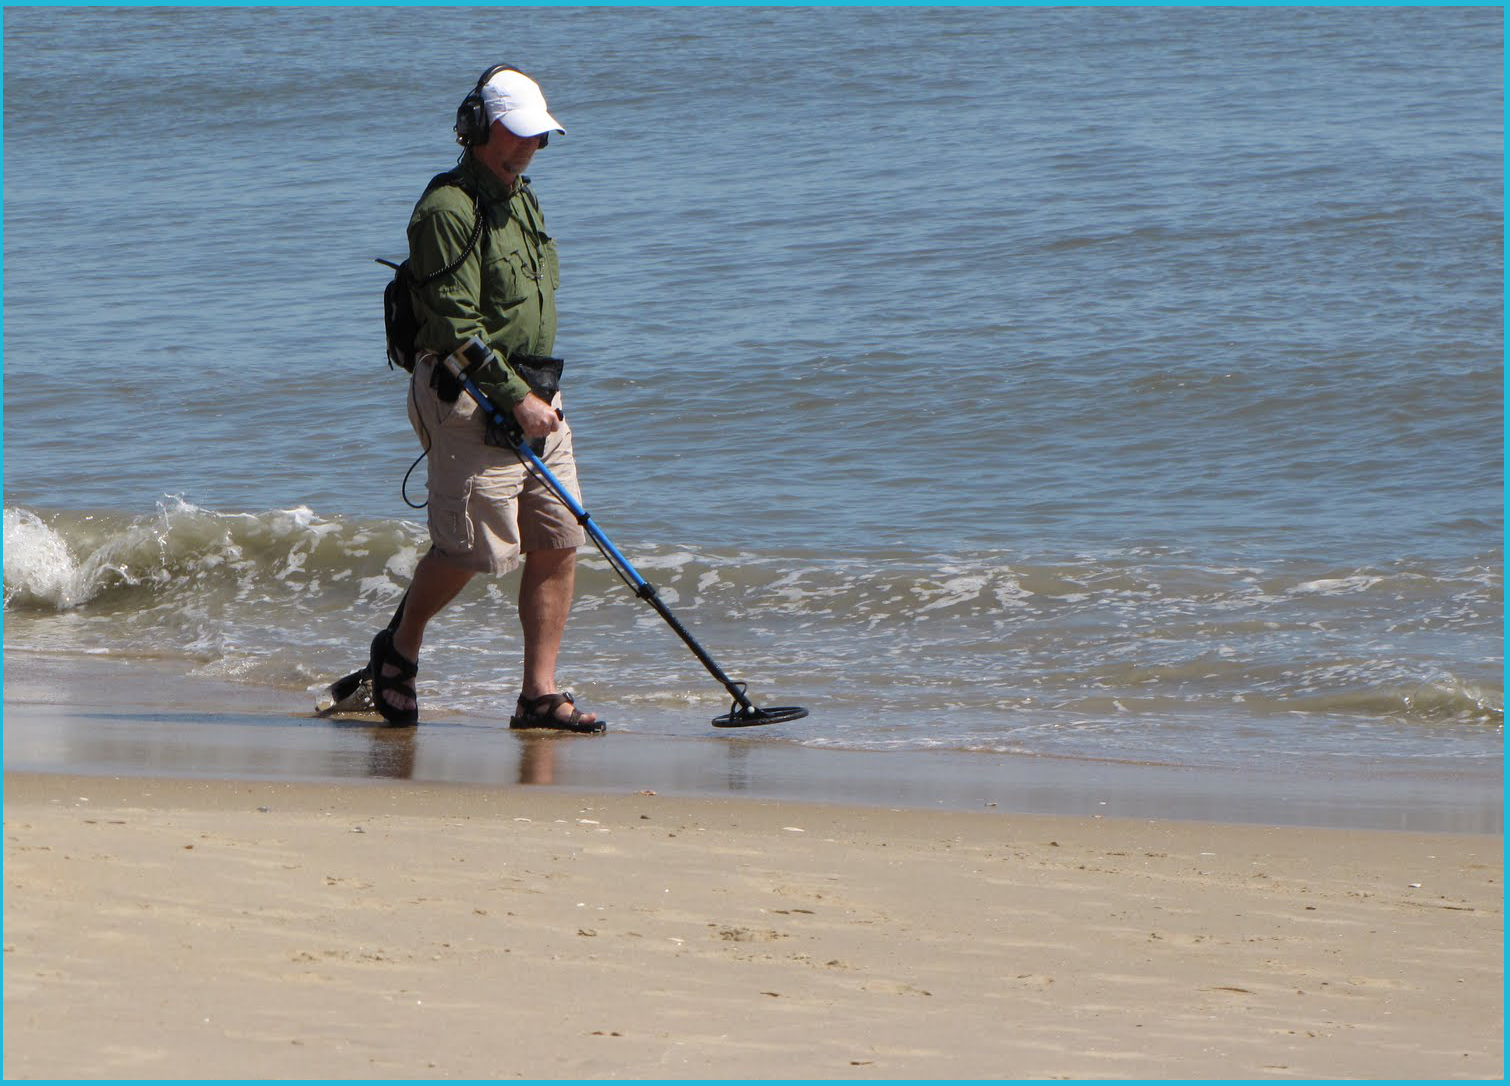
[3, 649, 1501, 834]
[4, 769, 1502, 1079]
[4, 649, 1502, 835]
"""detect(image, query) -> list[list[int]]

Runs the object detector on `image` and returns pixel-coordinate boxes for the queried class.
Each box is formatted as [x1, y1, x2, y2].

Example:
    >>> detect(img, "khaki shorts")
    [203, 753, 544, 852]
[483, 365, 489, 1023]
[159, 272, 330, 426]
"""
[407, 357, 587, 574]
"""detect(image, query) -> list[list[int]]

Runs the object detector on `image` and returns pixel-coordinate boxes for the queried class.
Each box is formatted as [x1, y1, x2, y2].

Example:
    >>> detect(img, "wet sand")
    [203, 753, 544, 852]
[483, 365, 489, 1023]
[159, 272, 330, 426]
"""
[3, 649, 1503, 834]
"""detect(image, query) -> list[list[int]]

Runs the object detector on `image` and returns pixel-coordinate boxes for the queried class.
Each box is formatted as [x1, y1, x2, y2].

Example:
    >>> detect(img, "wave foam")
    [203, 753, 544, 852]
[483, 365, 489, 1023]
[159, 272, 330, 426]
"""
[2, 500, 423, 615]
[3, 508, 123, 610]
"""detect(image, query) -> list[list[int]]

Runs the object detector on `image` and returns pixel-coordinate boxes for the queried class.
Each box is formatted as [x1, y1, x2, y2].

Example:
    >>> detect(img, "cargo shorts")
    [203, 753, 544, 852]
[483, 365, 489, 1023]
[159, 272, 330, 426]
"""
[408, 355, 587, 574]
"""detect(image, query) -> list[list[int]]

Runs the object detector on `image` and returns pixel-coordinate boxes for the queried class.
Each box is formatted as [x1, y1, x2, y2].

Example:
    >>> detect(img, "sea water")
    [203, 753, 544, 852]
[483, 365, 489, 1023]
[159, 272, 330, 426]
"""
[3, 8, 1501, 780]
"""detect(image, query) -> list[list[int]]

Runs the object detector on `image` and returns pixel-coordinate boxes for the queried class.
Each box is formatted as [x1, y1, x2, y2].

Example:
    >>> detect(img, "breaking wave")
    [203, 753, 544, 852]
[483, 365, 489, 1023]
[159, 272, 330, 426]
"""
[3, 501, 1502, 755]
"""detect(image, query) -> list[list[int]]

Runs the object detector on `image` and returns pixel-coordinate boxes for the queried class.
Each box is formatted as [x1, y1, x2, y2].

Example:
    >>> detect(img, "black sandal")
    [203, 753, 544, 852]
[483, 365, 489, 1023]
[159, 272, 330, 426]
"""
[509, 692, 605, 734]
[368, 628, 419, 727]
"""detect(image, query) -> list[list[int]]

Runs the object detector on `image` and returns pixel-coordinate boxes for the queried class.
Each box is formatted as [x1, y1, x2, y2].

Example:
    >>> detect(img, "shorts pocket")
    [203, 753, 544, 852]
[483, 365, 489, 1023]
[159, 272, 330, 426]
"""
[438, 388, 480, 431]
[427, 477, 476, 556]
[409, 364, 469, 438]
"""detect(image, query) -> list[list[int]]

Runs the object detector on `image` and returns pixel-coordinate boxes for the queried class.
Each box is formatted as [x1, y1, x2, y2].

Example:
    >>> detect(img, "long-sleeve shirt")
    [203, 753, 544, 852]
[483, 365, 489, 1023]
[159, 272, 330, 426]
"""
[408, 155, 560, 407]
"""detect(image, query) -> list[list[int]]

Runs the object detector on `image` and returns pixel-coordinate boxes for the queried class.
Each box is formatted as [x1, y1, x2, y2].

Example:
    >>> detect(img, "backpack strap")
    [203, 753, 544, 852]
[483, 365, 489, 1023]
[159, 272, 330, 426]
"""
[412, 176, 484, 286]
[519, 177, 541, 214]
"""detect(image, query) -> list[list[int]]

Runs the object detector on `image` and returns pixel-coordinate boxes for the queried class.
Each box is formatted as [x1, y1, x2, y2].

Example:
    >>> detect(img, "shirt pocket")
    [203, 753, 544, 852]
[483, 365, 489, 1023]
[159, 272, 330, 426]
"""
[481, 245, 521, 304]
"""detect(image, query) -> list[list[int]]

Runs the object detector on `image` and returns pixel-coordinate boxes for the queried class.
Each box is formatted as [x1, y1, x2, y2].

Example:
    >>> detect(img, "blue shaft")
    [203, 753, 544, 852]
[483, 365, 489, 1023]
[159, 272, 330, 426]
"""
[448, 365, 755, 710]
[457, 373, 648, 590]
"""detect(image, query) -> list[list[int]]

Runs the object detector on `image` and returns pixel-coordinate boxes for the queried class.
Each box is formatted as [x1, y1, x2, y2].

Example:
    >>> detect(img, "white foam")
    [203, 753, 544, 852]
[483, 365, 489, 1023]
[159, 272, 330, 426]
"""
[385, 547, 420, 579]
[1290, 575, 1381, 596]
[3, 508, 103, 610]
[631, 549, 698, 572]
[916, 574, 989, 612]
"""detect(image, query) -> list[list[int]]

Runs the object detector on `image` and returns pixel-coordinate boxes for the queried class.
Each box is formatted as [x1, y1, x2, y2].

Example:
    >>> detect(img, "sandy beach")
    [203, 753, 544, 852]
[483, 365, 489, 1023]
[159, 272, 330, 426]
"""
[3, 653, 1504, 1078]
[3, 769, 1501, 1080]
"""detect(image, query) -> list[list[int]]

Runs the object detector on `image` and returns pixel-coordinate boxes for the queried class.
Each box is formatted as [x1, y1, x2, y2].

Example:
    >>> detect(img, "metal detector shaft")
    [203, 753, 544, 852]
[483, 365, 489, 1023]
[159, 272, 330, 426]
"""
[443, 343, 759, 714]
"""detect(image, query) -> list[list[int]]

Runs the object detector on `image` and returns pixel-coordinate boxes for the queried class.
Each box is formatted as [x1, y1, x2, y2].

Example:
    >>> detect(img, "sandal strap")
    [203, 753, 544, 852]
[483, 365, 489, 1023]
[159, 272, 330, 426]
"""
[369, 629, 420, 727]
[509, 690, 603, 733]
[374, 631, 418, 681]
[517, 692, 578, 723]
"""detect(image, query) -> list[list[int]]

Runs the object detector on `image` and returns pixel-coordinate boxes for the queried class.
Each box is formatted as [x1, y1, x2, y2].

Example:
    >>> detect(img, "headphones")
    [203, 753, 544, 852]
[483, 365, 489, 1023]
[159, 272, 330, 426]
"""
[455, 63, 549, 149]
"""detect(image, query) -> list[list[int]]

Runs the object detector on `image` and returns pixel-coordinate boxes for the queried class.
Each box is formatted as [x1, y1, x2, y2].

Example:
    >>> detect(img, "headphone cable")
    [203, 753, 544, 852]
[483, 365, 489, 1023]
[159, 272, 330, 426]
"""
[401, 376, 431, 509]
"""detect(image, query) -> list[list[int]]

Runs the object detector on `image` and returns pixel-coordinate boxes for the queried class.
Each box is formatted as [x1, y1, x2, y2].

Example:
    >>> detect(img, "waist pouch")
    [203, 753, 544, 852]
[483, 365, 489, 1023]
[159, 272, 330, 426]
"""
[431, 351, 564, 407]
[487, 355, 563, 454]
[430, 352, 564, 454]
[511, 355, 564, 403]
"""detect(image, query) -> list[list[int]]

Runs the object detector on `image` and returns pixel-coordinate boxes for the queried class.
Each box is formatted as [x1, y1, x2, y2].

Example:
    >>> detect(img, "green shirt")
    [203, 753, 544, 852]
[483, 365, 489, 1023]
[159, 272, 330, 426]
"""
[408, 155, 560, 407]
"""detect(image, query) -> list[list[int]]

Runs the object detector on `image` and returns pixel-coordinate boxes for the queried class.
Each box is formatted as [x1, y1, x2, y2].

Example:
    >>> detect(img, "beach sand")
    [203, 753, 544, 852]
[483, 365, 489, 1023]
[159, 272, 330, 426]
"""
[3, 650, 1503, 1077]
[4, 770, 1501, 1080]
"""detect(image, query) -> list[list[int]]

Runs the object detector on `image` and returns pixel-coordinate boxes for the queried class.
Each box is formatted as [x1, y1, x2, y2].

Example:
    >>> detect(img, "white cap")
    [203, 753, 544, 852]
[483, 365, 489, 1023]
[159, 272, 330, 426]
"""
[481, 69, 565, 138]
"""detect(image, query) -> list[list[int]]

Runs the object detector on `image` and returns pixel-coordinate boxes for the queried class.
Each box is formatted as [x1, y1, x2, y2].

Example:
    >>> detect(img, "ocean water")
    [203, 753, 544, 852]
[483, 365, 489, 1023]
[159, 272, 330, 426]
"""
[3, 8, 1502, 777]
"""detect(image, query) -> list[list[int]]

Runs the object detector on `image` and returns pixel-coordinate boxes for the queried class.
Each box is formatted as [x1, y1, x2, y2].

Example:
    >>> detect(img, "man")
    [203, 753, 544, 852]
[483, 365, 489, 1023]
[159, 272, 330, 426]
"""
[369, 65, 601, 734]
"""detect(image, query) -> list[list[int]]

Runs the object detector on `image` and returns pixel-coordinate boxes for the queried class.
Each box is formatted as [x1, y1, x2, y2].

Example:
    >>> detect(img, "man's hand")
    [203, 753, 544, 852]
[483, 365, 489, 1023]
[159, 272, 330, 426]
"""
[512, 392, 563, 439]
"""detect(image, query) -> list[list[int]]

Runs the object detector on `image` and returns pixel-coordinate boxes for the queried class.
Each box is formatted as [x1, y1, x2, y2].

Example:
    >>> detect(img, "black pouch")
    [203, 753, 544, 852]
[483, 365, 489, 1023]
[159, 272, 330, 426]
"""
[511, 354, 564, 403]
[431, 360, 463, 403]
[482, 354, 566, 454]
[432, 352, 563, 404]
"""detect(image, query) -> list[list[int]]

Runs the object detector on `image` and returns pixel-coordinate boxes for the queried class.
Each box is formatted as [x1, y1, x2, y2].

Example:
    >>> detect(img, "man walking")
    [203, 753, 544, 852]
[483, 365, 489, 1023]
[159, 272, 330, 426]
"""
[370, 65, 601, 734]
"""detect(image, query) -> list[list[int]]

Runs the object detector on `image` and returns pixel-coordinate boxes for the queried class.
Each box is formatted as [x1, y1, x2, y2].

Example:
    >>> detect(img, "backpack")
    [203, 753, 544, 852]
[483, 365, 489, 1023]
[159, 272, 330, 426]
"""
[377, 178, 484, 372]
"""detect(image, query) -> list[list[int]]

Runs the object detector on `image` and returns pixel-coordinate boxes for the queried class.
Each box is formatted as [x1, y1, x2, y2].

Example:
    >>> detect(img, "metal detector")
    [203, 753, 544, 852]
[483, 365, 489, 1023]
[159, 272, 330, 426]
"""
[317, 338, 808, 729]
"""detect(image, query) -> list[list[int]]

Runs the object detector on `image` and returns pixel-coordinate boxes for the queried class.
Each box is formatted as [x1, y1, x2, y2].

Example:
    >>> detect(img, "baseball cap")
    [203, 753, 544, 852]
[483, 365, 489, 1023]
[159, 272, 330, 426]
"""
[481, 69, 566, 138]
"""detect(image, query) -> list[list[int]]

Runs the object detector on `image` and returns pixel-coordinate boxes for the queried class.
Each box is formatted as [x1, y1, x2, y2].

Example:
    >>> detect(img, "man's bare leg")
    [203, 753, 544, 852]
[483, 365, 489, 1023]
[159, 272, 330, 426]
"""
[378, 549, 474, 714]
[519, 547, 597, 724]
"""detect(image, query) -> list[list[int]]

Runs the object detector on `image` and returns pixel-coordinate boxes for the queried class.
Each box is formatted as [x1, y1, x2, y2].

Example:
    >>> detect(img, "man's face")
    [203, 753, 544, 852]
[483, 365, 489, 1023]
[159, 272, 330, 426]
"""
[479, 121, 545, 184]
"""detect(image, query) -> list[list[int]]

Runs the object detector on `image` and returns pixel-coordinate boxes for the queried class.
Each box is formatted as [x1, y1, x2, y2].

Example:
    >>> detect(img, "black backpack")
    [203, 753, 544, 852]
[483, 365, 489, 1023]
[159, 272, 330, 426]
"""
[377, 177, 484, 372]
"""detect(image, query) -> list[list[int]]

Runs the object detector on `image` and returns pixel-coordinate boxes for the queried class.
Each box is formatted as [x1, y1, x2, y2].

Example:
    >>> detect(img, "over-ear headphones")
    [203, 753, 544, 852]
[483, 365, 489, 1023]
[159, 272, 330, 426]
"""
[455, 63, 541, 148]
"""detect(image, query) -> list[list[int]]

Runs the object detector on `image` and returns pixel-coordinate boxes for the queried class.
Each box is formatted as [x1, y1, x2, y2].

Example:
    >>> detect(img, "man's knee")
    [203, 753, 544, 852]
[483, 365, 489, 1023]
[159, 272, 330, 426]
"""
[524, 546, 577, 567]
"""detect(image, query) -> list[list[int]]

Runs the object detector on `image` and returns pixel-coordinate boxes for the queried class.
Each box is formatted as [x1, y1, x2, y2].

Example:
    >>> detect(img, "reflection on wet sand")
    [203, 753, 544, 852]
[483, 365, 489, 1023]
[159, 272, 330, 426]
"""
[364, 727, 417, 780]
[518, 736, 557, 785]
[4, 647, 1499, 832]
